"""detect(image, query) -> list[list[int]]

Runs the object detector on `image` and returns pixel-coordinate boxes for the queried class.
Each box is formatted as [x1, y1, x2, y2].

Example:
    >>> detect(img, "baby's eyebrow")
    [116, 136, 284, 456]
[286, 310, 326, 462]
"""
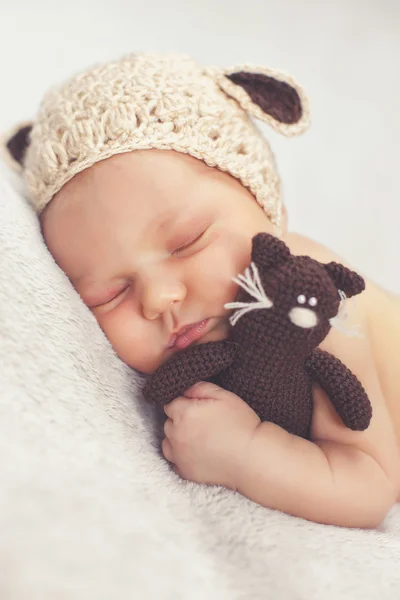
[155, 208, 183, 235]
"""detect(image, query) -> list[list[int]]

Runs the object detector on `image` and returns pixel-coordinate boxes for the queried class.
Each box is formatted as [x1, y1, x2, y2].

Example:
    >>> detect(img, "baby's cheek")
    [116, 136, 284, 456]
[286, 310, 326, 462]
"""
[195, 236, 249, 302]
[94, 306, 160, 373]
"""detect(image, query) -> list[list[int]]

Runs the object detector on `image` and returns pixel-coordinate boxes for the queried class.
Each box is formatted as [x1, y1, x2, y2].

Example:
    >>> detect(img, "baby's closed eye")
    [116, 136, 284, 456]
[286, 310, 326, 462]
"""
[171, 229, 208, 256]
[84, 283, 131, 309]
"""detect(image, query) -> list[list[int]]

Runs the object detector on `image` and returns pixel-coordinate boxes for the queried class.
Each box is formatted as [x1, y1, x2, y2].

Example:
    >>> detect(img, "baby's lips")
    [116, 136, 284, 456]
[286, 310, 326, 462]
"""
[166, 334, 177, 349]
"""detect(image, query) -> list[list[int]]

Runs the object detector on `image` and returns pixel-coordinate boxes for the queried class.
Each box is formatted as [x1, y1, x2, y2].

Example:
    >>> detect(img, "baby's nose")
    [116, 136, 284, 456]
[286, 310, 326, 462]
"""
[140, 277, 186, 321]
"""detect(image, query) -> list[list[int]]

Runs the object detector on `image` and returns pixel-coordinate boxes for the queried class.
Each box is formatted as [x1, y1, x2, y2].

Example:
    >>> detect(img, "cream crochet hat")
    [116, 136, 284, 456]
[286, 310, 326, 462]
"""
[1, 52, 310, 230]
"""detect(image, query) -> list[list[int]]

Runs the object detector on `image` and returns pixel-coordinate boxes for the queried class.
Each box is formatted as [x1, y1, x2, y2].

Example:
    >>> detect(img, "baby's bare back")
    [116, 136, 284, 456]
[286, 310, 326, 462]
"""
[367, 285, 400, 444]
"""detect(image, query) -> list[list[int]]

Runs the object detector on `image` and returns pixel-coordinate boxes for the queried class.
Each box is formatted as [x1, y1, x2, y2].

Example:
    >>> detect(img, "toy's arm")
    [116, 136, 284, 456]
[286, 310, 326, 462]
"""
[143, 341, 237, 405]
[304, 349, 372, 431]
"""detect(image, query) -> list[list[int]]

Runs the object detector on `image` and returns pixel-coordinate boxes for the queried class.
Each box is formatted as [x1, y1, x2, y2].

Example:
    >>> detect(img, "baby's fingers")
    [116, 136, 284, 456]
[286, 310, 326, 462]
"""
[161, 437, 174, 462]
[164, 396, 190, 420]
[184, 381, 227, 399]
[164, 417, 174, 438]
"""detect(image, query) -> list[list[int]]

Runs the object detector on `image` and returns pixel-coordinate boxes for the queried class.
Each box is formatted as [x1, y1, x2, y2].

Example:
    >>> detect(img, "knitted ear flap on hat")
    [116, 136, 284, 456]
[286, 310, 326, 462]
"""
[1, 122, 33, 172]
[212, 64, 310, 136]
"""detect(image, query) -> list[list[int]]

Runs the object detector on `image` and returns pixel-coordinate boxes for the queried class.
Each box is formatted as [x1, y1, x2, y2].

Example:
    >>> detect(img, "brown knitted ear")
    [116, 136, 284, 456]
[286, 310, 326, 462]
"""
[1, 122, 33, 173]
[6, 124, 32, 166]
[251, 232, 291, 270]
[324, 262, 365, 298]
[226, 72, 302, 125]
[211, 64, 310, 136]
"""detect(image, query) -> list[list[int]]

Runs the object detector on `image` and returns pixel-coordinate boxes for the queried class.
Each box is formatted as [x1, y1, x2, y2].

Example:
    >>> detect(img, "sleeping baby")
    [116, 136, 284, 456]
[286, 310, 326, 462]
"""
[2, 52, 400, 528]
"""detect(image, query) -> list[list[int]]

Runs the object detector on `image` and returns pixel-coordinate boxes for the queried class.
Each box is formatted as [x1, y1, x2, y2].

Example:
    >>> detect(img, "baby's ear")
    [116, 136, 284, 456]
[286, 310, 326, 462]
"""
[1, 122, 33, 172]
[211, 64, 310, 136]
[251, 232, 291, 270]
[324, 262, 365, 298]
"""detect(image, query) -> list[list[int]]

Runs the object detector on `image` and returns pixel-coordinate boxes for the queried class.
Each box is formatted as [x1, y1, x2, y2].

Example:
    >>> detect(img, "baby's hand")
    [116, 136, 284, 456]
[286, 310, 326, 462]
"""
[162, 382, 261, 490]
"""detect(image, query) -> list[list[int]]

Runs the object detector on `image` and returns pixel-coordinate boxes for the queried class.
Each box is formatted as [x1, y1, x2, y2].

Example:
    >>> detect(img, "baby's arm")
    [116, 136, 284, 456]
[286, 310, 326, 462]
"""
[238, 420, 397, 528]
[163, 328, 398, 527]
[236, 234, 400, 528]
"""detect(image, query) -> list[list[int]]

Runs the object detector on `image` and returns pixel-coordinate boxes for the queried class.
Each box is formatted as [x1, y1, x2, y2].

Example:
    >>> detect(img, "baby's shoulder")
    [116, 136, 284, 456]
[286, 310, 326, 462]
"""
[283, 231, 397, 317]
[284, 232, 351, 266]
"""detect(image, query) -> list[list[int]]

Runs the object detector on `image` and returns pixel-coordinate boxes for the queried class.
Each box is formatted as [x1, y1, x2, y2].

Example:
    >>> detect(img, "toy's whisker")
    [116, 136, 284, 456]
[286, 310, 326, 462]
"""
[225, 262, 273, 325]
[228, 306, 253, 326]
[231, 277, 256, 299]
[329, 290, 364, 338]
[225, 301, 253, 310]
[235, 273, 257, 293]
[234, 263, 272, 303]
[236, 268, 261, 298]
[225, 301, 272, 326]
[251, 263, 265, 298]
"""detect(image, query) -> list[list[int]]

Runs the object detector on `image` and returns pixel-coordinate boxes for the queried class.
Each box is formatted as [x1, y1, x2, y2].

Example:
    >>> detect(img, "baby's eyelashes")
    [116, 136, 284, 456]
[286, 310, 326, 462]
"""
[101, 285, 130, 306]
[171, 230, 207, 256]
[83, 283, 131, 309]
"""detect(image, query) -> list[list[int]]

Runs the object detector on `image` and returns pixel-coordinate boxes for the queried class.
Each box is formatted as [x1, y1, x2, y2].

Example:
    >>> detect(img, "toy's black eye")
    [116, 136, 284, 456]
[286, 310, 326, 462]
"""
[308, 297, 318, 307]
[297, 294, 306, 305]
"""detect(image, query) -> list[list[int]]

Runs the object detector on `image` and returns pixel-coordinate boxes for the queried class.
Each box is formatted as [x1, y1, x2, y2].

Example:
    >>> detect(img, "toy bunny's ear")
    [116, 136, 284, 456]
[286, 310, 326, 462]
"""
[324, 262, 365, 298]
[251, 232, 291, 270]
[1, 122, 33, 173]
[211, 64, 310, 136]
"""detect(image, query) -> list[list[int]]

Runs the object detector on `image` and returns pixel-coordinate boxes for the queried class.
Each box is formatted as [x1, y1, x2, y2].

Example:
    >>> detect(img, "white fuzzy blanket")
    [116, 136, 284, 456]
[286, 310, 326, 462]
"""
[1, 171, 400, 600]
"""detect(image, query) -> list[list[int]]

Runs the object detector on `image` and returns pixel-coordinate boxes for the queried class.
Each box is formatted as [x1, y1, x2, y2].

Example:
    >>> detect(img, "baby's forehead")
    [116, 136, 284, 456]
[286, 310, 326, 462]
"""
[53, 150, 226, 211]
[43, 149, 268, 260]
[60, 150, 213, 200]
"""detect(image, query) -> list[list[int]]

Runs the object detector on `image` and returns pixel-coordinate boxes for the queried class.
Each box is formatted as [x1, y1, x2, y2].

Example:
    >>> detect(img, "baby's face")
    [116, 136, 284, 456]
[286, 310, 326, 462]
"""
[41, 150, 278, 373]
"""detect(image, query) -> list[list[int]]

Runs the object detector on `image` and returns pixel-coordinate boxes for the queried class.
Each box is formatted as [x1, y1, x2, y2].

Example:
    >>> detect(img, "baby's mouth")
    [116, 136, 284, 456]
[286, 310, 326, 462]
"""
[167, 319, 210, 351]
[166, 317, 231, 353]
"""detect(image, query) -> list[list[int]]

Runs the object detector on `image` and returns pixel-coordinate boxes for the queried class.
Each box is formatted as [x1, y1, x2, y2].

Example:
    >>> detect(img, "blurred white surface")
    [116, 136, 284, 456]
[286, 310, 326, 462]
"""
[0, 0, 399, 291]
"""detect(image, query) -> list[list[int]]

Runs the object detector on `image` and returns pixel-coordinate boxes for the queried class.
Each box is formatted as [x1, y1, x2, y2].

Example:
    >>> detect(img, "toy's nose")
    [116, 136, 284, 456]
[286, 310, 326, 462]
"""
[289, 307, 318, 329]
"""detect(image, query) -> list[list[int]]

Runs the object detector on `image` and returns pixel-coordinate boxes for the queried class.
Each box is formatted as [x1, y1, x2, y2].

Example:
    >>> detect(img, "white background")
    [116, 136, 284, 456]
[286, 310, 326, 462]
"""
[1, 0, 399, 292]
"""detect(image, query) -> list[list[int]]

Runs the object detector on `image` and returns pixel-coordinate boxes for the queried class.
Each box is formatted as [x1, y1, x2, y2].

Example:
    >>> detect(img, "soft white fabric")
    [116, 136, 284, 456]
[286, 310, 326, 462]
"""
[1, 172, 400, 600]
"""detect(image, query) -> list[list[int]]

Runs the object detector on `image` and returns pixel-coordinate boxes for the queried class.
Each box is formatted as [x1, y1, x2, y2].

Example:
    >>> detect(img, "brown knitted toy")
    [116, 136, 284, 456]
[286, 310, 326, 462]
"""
[143, 233, 372, 439]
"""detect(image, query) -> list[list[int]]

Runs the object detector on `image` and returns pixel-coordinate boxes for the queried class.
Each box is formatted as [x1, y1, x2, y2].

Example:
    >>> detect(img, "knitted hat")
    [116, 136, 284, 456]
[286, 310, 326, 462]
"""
[1, 52, 310, 230]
